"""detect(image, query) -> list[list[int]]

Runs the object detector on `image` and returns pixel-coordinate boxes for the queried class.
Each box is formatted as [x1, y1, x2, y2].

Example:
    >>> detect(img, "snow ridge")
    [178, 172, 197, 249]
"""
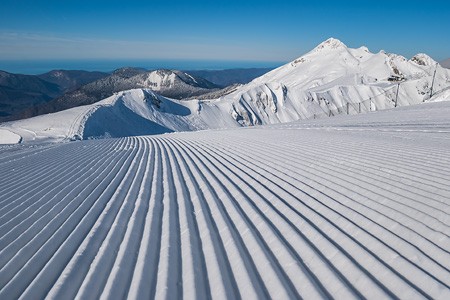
[313, 37, 347, 51]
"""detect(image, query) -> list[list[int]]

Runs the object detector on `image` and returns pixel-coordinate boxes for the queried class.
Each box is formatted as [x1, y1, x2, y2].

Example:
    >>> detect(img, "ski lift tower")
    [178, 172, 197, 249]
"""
[430, 63, 438, 98]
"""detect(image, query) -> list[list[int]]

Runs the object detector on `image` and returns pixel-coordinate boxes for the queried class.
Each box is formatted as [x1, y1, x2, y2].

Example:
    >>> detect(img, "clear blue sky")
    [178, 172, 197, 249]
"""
[0, 0, 449, 64]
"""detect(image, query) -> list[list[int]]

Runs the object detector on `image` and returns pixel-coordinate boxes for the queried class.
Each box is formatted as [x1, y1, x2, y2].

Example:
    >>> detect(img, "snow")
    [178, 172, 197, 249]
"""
[0, 102, 101, 144]
[0, 129, 21, 144]
[218, 38, 450, 125]
[0, 100, 450, 299]
[0, 89, 238, 143]
[139, 70, 176, 90]
[410, 53, 437, 66]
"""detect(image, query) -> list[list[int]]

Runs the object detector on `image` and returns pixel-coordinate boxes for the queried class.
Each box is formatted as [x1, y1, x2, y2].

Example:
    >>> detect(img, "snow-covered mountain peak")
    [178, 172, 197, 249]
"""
[358, 46, 370, 53]
[410, 53, 437, 66]
[134, 69, 219, 93]
[313, 38, 347, 52]
[386, 52, 408, 62]
[138, 69, 176, 90]
[288, 39, 352, 68]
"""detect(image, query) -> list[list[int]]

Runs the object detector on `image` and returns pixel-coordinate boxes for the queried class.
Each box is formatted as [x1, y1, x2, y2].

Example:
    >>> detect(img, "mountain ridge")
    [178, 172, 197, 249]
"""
[0, 69, 109, 120]
[0, 70, 61, 118]
[215, 37, 448, 126]
[1, 38, 450, 143]
[2, 68, 221, 121]
[37, 70, 109, 92]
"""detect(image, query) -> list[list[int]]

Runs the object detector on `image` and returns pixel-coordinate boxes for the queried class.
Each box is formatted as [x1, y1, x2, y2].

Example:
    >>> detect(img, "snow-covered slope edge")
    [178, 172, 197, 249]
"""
[0, 89, 241, 143]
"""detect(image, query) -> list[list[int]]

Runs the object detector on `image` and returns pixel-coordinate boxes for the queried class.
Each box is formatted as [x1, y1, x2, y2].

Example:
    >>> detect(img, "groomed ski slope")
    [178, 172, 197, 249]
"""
[1, 101, 450, 299]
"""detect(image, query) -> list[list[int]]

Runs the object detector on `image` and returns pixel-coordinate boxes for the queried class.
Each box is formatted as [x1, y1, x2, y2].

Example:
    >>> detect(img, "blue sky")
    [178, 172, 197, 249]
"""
[0, 0, 449, 65]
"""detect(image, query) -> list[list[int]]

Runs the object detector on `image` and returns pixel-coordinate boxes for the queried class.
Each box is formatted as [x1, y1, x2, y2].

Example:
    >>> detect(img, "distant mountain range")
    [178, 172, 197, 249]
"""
[186, 68, 273, 87]
[441, 58, 450, 69]
[0, 67, 271, 121]
[13, 68, 221, 120]
[0, 71, 60, 117]
[37, 70, 109, 92]
[0, 70, 108, 119]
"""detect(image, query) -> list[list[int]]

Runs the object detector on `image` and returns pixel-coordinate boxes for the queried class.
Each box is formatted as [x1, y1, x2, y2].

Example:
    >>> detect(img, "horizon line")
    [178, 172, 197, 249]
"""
[0, 59, 285, 75]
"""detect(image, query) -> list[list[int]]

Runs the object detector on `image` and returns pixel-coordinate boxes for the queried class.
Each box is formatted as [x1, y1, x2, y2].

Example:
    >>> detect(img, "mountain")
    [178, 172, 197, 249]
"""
[2, 38, 450, 143]
[441, 58, 450, 69]
[110, 67, 148, 78]
[37, 70, 109, 92]
[218, 38, 450, 125]
[0, 71, 61, 118]
[10, 68, 221, 121]
[186, 68, 274, 87]
[0, 69, 109, 121]
[130, 69, 220, 98]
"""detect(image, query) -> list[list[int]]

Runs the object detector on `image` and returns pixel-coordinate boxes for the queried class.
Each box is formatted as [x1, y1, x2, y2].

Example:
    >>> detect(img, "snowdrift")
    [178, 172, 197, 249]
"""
[0, 129, 21, 144]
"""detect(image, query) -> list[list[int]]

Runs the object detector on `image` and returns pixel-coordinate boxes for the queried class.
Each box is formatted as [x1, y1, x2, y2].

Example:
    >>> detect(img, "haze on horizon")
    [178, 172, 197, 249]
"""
[0, 0, 449, 66]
